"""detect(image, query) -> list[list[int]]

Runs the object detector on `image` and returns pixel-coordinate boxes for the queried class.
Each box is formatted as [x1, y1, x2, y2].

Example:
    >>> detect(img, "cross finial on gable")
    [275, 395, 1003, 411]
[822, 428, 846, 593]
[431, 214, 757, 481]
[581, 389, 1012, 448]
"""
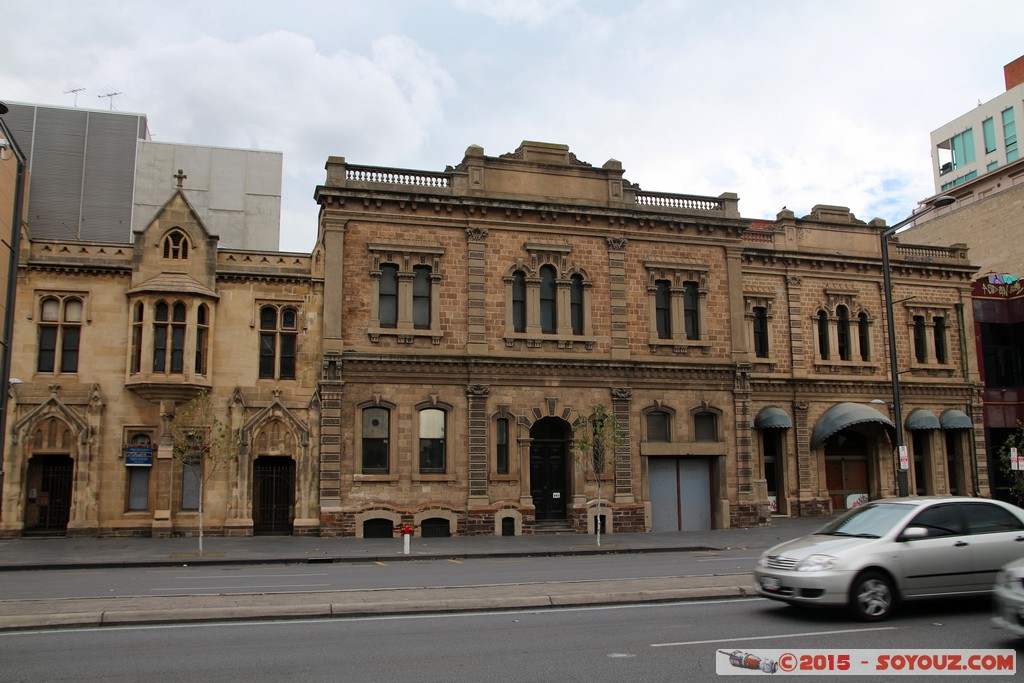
[174, 169, 187, 188]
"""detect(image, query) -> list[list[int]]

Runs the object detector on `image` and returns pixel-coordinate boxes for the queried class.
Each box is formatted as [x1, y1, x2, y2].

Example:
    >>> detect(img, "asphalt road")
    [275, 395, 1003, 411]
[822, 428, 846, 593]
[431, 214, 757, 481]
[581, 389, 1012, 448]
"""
[0, 595, 1017, 682]
[0, 549, 760, 600]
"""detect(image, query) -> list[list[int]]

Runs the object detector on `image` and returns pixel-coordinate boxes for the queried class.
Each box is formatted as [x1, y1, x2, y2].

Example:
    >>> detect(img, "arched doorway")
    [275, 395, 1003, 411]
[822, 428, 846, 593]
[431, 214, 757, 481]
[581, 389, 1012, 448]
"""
[252, 456, 295, 535]
[23, 454, 74, 536]
[530, 417, 570, 522]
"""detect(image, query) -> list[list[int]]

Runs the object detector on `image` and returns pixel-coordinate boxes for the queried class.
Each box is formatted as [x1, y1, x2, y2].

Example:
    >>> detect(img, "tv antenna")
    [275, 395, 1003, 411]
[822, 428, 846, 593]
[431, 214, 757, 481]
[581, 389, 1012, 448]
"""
[97, 92, 122, 110]
[63, 87, 86, 107]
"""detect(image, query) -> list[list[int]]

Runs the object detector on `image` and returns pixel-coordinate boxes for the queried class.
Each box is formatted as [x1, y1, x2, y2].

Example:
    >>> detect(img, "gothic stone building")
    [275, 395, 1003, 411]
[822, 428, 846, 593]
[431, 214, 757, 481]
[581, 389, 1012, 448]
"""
[0, 187, 323, 537]
[0, 141, 985, 538]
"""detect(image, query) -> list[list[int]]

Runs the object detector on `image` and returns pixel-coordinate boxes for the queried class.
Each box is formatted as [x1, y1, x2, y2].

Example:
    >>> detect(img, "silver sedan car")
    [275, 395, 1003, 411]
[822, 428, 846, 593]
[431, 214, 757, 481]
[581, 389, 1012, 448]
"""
[754, 497, 1024, 621]
[992, 556, 1024, 637]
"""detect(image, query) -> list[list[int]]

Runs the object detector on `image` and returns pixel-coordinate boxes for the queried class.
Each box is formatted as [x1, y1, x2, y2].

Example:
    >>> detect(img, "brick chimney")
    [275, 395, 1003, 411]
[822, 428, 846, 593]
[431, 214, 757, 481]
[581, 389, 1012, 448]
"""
[1005, 55, 1024, 90]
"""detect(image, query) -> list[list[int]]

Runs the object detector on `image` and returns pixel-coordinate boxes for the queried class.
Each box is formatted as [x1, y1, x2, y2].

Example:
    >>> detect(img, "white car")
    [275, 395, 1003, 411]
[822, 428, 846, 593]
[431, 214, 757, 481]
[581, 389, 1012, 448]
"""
[754, 497, 1024, 621]
[992, 556, 1024, 637]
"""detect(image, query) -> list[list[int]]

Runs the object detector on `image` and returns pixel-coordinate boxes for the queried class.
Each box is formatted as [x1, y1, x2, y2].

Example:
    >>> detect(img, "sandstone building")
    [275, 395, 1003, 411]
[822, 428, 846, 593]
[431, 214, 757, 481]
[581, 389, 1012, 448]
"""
[0, 141, 985, 538]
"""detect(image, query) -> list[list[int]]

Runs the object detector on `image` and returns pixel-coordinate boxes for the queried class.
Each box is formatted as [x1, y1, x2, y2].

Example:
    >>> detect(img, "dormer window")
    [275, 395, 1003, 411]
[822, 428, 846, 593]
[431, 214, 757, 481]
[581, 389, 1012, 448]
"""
[163, 230, 190, 260]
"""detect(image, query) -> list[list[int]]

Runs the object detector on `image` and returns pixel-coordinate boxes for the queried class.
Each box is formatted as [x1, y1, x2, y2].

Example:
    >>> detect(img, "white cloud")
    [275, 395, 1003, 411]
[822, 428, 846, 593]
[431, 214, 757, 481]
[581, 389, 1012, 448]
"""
[4, 0, 1024, 252]
[450, 0, 581, 27]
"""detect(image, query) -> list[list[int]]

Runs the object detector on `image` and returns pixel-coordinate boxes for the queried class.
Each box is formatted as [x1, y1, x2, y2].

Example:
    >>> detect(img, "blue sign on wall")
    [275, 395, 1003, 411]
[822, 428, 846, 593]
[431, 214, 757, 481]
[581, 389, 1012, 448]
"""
[125, 446, 154, 467]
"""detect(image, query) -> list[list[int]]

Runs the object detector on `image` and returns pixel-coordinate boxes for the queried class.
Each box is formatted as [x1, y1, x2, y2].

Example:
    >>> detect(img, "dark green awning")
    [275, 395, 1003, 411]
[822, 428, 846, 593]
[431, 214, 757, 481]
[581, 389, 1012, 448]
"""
[811, 402, 895, 448]
[905, 409, 940, 431]
[940, 409, 973, 430]
[754, 407, 793, 429]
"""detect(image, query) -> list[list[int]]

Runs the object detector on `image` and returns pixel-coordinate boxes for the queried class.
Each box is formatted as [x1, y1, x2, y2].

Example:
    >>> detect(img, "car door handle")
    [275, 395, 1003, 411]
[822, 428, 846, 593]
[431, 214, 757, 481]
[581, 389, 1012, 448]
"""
[1016, 536, 1024, 542]
[955, 541, 969, 547]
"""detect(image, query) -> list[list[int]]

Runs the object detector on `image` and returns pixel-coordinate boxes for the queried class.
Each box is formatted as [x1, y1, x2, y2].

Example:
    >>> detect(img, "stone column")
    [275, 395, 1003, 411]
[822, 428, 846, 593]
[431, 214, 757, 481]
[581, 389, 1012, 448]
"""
[606, 238, 630, 359]
[466, 384, 490, 506]
[611, 387, 634, 503]
[465, 228, 488, 354]
[319, 361, 344, 513]
[786, 276, 808, 374]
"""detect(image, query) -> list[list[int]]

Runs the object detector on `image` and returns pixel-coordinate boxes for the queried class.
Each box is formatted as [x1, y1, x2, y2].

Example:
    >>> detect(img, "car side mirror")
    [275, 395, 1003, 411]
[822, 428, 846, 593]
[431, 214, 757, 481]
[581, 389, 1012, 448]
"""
[900, 526, 929, 541]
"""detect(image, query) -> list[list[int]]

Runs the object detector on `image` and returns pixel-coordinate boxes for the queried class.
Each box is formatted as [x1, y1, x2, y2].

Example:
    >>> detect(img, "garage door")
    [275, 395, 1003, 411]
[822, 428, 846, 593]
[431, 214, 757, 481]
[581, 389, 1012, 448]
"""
[650, 457, 712, 531]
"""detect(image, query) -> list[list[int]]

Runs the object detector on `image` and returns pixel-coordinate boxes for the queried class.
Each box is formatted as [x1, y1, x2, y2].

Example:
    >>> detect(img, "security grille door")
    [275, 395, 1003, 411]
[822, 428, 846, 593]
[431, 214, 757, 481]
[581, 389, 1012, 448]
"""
[26, 455, 74, 535]
[253, 457, 295, 535]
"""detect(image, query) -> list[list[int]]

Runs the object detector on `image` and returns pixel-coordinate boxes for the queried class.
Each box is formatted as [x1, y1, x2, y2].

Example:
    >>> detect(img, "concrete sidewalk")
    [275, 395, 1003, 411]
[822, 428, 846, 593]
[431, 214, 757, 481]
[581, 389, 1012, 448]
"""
[0, 516, 831, 631]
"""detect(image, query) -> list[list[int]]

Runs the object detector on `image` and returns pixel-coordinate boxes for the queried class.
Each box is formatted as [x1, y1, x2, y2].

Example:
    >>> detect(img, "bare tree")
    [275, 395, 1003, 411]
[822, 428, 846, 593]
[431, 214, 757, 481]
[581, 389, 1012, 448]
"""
[167, 391, 239, 554]
[572, 403, 624, 547]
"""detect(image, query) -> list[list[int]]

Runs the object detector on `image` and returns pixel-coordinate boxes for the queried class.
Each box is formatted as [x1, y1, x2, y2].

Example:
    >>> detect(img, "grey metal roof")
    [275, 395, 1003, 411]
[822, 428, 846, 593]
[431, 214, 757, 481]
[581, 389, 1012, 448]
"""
[905, 409, 940, 431]
[939, 409, 973, 430]
[811, 402, 894, 448]
[753, 406, 793, 429]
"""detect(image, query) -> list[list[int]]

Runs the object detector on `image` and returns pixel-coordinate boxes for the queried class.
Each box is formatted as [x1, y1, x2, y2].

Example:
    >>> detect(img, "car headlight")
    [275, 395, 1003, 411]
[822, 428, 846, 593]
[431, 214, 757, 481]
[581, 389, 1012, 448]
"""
[796, 554, 838, 572]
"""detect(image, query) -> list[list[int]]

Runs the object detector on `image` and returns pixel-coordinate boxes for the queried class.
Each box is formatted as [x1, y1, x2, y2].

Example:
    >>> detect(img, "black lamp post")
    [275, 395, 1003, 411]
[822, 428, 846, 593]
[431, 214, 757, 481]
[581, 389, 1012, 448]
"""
[880, 194, 956, 496]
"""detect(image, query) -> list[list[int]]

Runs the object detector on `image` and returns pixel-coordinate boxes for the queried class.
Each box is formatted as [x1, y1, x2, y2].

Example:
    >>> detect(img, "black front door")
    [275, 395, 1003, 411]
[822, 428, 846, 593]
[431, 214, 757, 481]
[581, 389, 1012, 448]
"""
[24, 455, 74, 536]
[530, 440, 568, 521]
[253, 457, 295, 535]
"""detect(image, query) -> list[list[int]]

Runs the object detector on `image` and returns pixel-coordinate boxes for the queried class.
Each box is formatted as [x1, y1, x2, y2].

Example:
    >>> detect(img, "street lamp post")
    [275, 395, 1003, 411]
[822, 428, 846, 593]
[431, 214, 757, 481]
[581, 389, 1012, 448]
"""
[880, 194, 956, 496]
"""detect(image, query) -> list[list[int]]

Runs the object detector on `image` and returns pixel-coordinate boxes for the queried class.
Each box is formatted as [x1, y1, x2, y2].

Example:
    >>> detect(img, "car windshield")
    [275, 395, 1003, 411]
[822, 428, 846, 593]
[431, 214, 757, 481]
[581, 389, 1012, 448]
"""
[816, 503, 915, 538]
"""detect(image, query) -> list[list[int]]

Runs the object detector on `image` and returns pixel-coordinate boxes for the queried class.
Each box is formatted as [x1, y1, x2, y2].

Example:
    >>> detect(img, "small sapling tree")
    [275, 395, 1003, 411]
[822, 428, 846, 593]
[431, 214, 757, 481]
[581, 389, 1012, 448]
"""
[572, 403, 624, 547]
[168, 391, 239, 554]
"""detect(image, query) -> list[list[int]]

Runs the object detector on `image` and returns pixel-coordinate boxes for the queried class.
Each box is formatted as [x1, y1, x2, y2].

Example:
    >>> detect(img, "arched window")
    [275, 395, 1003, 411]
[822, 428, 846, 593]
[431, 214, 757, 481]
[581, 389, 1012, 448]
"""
[646, 410, 671, 442]
[195, 304, 209, 376]
[817, 310, 830, 360]
[752, 306, 769, 358]
[419, 408, 446, 473]
[683, 281, 700, 340]
[170, 302, 187, 373]
[858, 312, 870, 361]
[361, 407, 390, 473]
[933, 316, 948, 364]
[539, 265, 556, 334]
[655, 280, 672, 339]
[130, 302, 144, 374]
[413, 265, 431, 329]
[570, 274, 584, 336]
[153, 301, 169, 372]
[379, 264, 398, 328]
[259, 305, 298, 380]
[496, 417, 510, 474]
[695, 412, 718, 442]
[37, 296, 82, 374]
[512, 270, 527, 333]
[913, 315, 927, 363]
[837, 305, 851, 361]
[162, 230, 190, 259]
[152, 300, 186, 373]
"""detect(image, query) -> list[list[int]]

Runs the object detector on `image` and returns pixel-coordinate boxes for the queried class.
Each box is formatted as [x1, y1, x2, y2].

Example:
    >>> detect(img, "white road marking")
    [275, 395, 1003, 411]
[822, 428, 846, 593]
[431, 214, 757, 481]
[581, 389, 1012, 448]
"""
[650, 626, 897, 647]
[150, 583, 332, 591]
[170, 573, 329, 579]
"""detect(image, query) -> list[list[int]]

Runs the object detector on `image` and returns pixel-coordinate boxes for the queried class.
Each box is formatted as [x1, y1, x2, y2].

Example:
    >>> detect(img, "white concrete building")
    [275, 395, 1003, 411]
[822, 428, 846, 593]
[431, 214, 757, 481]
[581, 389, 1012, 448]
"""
[931, 56, 1022, 193]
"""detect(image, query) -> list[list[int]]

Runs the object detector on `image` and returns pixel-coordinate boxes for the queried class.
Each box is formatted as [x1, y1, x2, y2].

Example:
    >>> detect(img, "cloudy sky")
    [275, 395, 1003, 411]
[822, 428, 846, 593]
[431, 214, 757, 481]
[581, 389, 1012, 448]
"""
[4, 0, 1023, 252]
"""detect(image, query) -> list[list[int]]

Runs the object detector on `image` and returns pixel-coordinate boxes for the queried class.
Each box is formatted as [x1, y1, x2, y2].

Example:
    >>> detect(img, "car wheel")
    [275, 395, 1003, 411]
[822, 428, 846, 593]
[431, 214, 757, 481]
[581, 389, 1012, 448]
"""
[849, 571, 895, 621]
